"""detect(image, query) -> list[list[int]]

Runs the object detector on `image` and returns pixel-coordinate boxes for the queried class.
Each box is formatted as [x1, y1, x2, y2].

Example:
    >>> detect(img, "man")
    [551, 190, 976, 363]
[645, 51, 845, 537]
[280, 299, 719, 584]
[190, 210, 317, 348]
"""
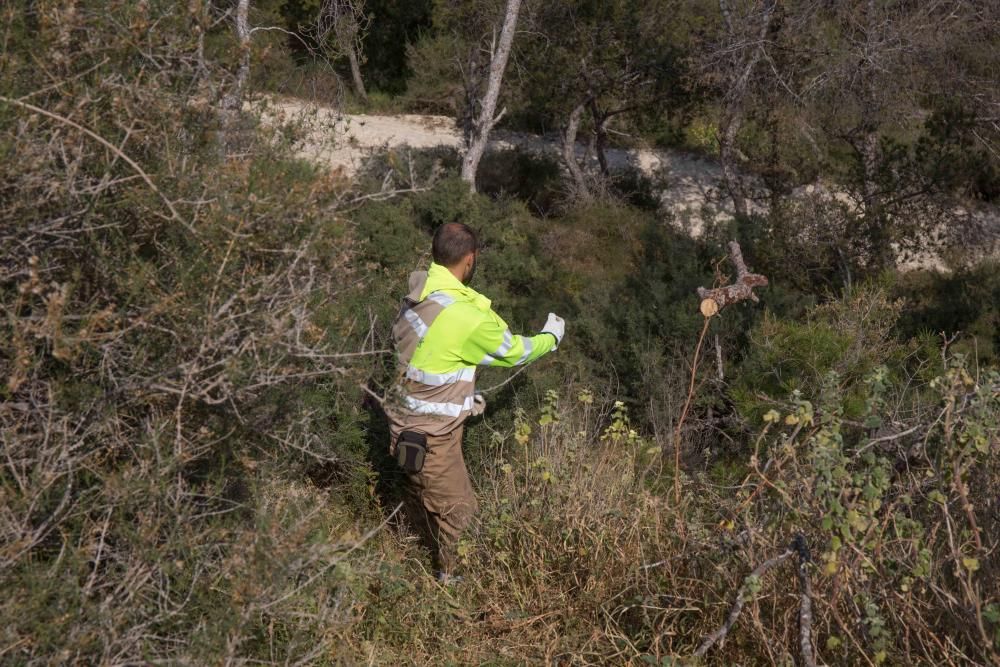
[386, 222, 565, 578]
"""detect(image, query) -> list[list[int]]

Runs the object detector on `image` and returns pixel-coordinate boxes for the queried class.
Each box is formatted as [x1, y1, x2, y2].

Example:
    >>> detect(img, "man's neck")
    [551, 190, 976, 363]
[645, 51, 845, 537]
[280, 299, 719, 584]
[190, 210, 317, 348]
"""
[447, 265, 465, 282]
[425, 262, 469, 295]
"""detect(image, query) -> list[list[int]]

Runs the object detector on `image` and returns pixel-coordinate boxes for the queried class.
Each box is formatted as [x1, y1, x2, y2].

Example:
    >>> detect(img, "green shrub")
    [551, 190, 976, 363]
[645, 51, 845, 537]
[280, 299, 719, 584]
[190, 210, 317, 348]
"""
[731, 284, 912, 422]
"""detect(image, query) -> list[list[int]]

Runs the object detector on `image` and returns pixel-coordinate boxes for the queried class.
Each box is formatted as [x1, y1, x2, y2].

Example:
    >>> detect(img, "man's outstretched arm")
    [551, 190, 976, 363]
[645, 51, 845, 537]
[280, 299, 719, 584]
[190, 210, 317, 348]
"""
[463, 313, 563, 368]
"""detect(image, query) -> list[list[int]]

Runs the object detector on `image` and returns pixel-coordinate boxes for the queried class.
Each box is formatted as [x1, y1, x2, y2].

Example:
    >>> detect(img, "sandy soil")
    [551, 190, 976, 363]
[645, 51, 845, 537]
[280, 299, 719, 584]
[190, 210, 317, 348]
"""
[255, 97, 736, 232]
[254, 97, 998, 271]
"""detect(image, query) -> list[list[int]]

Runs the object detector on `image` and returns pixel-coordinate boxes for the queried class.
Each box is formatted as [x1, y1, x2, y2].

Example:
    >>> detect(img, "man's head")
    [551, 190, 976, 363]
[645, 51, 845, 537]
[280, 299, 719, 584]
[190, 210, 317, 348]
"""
[432, 222, 479, 285]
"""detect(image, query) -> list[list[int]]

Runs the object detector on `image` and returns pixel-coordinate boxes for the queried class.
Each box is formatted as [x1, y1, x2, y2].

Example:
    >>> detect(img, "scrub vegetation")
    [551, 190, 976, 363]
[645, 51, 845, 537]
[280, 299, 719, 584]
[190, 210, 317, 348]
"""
[2, 1, 999, 665]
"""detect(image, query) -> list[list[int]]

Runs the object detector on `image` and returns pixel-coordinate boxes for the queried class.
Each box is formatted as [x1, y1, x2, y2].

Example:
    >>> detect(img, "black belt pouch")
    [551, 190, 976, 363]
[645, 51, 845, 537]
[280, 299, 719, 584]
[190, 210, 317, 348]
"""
[396, 431, 427, 473]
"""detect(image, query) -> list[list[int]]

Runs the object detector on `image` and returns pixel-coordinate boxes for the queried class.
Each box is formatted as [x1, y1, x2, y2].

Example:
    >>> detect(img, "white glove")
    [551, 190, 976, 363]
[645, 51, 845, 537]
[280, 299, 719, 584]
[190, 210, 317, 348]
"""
[541, 313, 565, 348]
[471, 393, 486, 416]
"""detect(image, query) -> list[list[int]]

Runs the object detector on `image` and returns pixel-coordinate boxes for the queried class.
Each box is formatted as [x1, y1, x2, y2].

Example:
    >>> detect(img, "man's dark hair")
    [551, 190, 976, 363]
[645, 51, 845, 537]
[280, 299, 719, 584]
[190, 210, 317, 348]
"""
[432, 222, 478, 266]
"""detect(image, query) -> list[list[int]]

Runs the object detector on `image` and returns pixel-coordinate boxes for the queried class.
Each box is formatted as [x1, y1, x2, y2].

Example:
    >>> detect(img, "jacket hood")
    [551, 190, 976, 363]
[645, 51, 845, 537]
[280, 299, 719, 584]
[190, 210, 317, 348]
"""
[406, 270, 428, 302]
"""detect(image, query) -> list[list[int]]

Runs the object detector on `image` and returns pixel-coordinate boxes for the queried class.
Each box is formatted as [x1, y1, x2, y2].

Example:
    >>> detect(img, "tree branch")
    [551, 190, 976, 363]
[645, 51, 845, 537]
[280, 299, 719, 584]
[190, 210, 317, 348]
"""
[795, 534, 817, 667]
[0, 95, 188, 231]
[697, 241, 769, 314]
[694, 548, 795, 657]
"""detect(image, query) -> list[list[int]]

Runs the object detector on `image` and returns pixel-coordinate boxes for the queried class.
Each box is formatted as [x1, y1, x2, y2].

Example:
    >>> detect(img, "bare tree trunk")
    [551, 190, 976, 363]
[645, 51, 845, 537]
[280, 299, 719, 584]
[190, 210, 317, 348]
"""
[196, 31, 207, 78]
[313, 1, 370, 105]
[346, 41, 367, 101]
[858, 129, 880, 213]
[860, 134, 878, 207]
[596, 122, 609, 175]
[460, 0, 523, 191]
[720, 107, 748, 218]
[858, 1, 881, 218]
[587, 98, 610, 176]
[715, 0, 775, 219]
[332, 3, 369, 102]
[193, 1, 211, 83]
[854, 118, 889, 267]
[222, 0, 251, 111]
[563, 100, 590, 199]
[856, 0, 888, 267]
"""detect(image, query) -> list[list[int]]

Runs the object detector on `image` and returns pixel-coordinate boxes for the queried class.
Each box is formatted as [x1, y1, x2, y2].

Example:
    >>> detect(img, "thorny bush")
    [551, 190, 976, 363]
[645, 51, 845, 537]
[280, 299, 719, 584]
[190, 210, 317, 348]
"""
[1, 2, 389, 663]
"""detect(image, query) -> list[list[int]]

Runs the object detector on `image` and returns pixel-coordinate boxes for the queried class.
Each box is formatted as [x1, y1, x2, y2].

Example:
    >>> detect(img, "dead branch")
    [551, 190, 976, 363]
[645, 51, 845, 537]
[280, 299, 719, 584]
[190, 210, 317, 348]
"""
[673, 316, 711, 505]
[358, 382, 385, 405]
[714, 334, 724, 382]
[697, 241, 768, 315]
[694, 547, 795, 657]
[794, 534, 817, 667]
[674, 241, 767, 503]
[0, 95, 187, 229]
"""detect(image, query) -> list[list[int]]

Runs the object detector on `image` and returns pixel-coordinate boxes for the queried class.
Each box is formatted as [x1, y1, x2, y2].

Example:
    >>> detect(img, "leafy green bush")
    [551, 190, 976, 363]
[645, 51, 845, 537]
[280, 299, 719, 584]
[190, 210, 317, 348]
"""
[736, 352, 1000, 665]
[731, 284, 916, 422]
[401, 33, 464, 114]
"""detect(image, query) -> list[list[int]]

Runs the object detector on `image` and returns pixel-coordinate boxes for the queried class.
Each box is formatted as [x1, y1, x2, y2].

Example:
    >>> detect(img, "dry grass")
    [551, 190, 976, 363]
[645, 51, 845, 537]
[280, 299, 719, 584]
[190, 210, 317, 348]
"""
[355, 354, 999, 665]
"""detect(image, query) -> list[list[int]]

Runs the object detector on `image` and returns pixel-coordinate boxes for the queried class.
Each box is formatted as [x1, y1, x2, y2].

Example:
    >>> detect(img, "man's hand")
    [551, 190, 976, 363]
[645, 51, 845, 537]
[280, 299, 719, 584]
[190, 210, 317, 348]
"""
[471, 393, 486, 416]
[542, 313, 565, 348]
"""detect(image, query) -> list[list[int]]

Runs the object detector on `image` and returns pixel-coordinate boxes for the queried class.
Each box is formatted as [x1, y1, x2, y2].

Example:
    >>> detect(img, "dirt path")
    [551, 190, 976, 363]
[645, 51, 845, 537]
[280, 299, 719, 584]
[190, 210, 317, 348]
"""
[256, 97, 998, 270]
[257, 98, 733, 233]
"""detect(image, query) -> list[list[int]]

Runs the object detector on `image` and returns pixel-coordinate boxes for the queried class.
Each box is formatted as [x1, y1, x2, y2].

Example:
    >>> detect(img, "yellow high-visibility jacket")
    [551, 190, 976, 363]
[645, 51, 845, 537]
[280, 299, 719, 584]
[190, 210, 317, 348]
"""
[387, 262, 557, 435]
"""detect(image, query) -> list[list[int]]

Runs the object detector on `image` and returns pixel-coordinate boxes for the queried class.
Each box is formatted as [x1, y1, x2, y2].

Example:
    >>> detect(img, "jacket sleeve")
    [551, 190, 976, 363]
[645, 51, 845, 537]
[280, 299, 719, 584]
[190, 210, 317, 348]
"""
[461, 311, 557, 368]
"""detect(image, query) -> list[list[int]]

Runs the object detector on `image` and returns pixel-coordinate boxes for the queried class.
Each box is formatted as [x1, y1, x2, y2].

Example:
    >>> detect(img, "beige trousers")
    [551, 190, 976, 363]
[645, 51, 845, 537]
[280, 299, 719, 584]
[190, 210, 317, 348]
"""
[390, 424, 479, 572]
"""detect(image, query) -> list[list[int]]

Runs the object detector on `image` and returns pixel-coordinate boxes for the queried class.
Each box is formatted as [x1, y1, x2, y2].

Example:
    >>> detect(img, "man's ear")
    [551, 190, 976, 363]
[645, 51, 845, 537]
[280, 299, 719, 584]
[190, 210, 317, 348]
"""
[460, 251, 477, 284]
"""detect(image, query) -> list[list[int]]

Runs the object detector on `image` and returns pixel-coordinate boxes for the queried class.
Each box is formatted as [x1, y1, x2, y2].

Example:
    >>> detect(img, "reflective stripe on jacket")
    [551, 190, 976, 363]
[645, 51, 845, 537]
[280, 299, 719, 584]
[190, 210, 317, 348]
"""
[387, 262, 557, 435]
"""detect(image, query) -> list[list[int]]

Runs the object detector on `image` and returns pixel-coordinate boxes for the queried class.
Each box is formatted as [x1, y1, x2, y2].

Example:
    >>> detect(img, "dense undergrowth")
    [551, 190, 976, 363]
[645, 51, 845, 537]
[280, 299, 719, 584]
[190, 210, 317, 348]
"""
[348, 167, 1000, 664]
[2, 3, 1000, 665]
